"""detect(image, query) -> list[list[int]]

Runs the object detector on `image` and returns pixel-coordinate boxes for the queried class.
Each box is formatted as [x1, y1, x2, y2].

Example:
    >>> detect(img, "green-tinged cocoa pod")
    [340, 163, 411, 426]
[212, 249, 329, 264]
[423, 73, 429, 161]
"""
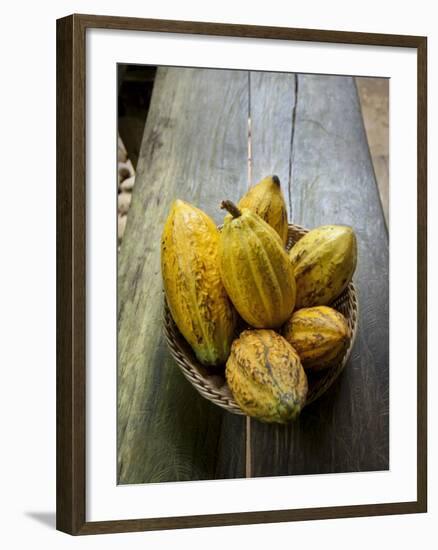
[282, 306, 351, 371]
[161, 200, 236, 366]
[219, 201, 296, 328]
[226, 329, 308, 423]
[289, 225, 357, 308]
[238, 175, 288, 245]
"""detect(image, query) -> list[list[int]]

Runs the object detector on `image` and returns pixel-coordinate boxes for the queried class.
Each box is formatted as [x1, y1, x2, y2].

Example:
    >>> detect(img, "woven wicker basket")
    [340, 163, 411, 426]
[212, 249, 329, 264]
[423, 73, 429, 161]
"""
[163, 223, 359, 414]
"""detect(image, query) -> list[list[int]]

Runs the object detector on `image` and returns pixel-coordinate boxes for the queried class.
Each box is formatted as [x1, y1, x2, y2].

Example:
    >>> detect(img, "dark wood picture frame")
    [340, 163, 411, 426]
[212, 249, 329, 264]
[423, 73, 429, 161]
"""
[56, 13, 427, 536]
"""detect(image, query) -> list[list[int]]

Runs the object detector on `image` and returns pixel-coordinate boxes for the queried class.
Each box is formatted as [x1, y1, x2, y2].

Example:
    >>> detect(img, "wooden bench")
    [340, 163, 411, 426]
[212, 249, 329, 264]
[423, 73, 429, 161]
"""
[117, 67, 389, 484]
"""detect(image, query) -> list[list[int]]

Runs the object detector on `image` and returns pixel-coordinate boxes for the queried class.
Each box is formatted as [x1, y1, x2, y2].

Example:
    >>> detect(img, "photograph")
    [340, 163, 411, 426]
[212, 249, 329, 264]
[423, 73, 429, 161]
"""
[1, 0, 431, 544]
[117, 65, 389, 485]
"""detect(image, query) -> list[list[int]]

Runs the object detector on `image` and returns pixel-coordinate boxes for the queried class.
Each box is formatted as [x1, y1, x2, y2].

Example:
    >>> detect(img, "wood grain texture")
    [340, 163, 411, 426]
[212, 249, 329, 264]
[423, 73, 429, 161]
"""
[416, 38, 428, 511]
[78, 500, 421, 535]
[250, 74, 389, 476]
[75, 13, 425, 48]
[57, 15, 74, 534]
[56, 15, 86, 534]
[249, 71, 296, 212]
[117, 67, 248, 484]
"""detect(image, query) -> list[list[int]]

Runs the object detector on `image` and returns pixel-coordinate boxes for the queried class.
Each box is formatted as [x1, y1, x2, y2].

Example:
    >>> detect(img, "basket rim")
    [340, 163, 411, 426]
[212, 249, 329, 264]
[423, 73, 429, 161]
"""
[163, 222, 359, 417]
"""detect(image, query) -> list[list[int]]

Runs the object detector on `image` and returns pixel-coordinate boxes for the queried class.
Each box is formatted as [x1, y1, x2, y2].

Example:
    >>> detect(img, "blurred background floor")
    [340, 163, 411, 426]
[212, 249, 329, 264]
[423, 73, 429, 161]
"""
[356, 77, 389, 225]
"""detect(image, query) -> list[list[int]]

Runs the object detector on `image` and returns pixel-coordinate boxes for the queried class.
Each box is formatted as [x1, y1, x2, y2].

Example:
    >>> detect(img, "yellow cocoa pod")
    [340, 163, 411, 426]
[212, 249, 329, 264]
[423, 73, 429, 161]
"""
[219, 201, 296, 328]
[238, 175, 288, 245]
[282, 306, 351, 371]
[226, 329, 308, 423]
[161, 200, 236, 366]
[289, 225, 357, 308]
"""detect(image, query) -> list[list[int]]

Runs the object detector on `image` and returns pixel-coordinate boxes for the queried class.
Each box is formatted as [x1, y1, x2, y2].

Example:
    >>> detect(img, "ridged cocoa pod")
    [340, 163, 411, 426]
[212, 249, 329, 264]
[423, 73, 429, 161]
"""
[219, 201, 296, 328]
[161, 200, 236, 366]
[282, 306, 351, 371]
[289, 225, 357, 308]
[226, 329, 308, 423]
[238, 175, 288, 245]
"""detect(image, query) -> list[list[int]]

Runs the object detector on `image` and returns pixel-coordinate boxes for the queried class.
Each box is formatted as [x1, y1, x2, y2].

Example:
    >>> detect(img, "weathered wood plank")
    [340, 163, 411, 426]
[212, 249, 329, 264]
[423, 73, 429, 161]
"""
[117, 67, 249, 484]
[249, 71, 296, 213]
[250, 74, 389, 476]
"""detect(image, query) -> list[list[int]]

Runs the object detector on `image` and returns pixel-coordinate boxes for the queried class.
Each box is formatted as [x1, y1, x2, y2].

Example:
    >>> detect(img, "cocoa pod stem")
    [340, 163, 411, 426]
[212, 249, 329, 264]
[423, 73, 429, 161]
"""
[221, 200, 242, 218]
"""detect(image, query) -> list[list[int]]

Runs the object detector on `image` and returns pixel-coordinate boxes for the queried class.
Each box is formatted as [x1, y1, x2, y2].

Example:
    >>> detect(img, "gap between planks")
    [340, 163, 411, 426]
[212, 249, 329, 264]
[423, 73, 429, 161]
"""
[288, 73, 299, 219]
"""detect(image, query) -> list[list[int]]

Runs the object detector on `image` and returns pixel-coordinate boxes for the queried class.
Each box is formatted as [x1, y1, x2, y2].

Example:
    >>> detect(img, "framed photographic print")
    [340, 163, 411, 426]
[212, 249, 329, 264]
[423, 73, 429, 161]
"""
[56, 14, 427, 535]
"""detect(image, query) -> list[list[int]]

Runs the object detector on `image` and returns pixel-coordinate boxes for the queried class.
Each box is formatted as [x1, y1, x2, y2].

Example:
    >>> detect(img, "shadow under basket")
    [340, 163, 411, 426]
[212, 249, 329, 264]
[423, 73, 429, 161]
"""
[163, 223, 359, 415]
